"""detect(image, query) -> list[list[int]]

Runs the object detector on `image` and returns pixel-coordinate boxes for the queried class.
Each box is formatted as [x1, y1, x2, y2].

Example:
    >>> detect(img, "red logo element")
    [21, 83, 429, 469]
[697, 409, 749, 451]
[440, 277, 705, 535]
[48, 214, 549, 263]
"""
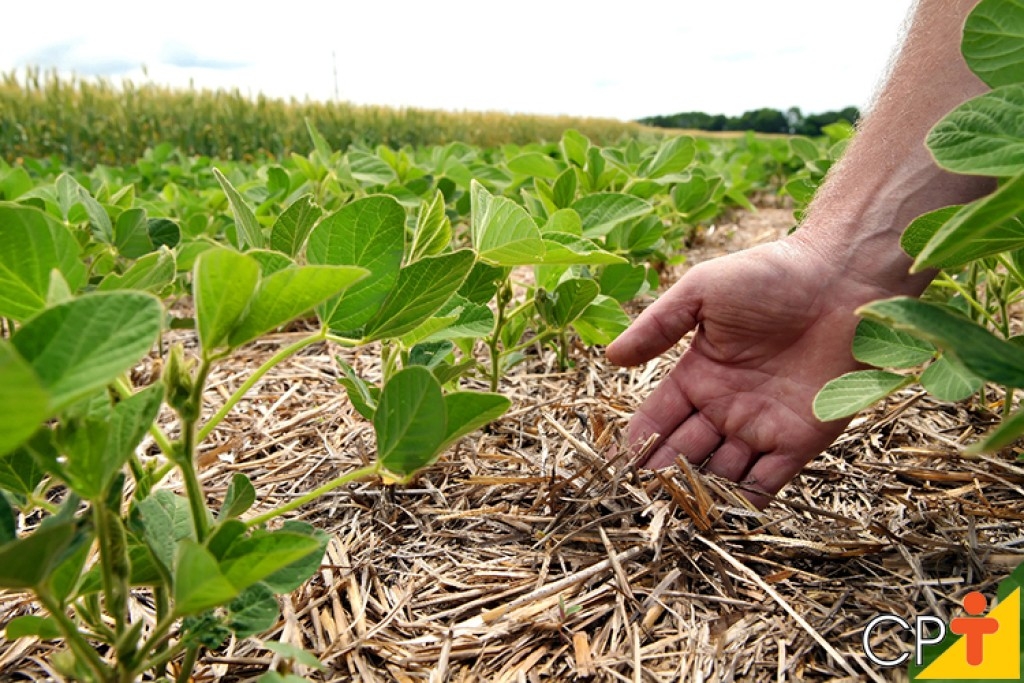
[949, 591, 1000, 666]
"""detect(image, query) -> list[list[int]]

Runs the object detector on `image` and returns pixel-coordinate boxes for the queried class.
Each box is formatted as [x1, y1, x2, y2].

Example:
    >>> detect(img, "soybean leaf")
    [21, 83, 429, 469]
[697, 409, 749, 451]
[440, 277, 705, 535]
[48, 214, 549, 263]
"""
[552, 169, 578, 209]
[12, 292, 162, 413]
[0, 494, 13, 545]
[46, 270, 73, 307]
[440, 392, 510, 451]
[136, 490, 196, 573]
[507, 152, 561, 179]
[639, 136, 695, 179]
[0, 519, 77, 589]
[207, 520, 247, 561]
[305, 119, 334, 166]
[900, 206, 962, 261]
[0, 340, 48, 457]
[542, 208, 583, 235]
[214, 168, 265, 249]
[228, 265, 367, 347]
[248, 250, 294, 276]
[561, 129, 590, 168]
[194, 247, 260, 353]
[539, 278, 599, 329]
[227, 583, 279, 638]
[49, 537, 91, 603]
[362, 250, 475, 341]
[307, 196, 405, 331]
[963, 0, 1024, 88]
[219, 473, 257, 521]
[572, 193, 652, 238]
[260, 521, 329, 593]
[218, 531, 321, 592]
[812, 370, 914, 421]
[414, 298, 494, 343]
[148, 218, 180, 250]
[969, 406, 1024, 452]
[97, 247, 176, 293]
[336, 359, 379, 421]
[599, 263, 648, 303]
[0, 203, 87, 320]
[458, 262, 505, 304]
[537, 234, 627, 265]
[0, 447, 45, 497]
[262, 641, 327, 670]
[113, 207, 153, 258]
[852, 319, 935, 368]
[912, 172, 1024, 270]
[920, 355, 984, 402]
[572, 295, 630, 346]
[409, 190, 451, 262]
[5, 615, 62, 640]
[173, 540, 239, 615]
[56, 173, 112, 243]
[860, 297, 1024, 387]
[374, 367, 446, 478]
[271, 194, 322, 256]
[927, 85, 1024, 177]
[470, 181, 546, 265]
[348, 150, 396, 186]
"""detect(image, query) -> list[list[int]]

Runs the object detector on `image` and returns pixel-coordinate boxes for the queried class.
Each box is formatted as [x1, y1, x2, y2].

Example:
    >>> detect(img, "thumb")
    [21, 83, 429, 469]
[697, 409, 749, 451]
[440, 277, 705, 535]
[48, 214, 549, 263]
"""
[606, 274, 702, 366]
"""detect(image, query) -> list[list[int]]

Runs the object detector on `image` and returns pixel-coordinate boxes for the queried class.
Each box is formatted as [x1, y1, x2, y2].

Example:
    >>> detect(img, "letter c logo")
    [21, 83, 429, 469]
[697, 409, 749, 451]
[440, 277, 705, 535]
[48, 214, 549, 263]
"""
[863, 614, 912, 667]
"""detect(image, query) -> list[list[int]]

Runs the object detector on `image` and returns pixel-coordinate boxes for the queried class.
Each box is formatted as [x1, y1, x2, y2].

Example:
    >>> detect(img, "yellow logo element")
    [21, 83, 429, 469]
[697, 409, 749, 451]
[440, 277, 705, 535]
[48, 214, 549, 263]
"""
[916, 588, 1020, 680]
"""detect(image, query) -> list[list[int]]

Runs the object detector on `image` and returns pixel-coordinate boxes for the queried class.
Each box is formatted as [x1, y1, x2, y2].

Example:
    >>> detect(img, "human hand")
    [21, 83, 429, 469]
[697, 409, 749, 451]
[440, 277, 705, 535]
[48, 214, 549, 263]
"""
[606, 235, 904, 507]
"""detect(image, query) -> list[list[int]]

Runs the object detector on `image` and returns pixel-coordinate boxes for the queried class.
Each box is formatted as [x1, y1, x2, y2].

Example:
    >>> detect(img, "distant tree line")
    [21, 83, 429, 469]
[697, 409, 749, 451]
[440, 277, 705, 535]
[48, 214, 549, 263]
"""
[637, 106, 860, 136]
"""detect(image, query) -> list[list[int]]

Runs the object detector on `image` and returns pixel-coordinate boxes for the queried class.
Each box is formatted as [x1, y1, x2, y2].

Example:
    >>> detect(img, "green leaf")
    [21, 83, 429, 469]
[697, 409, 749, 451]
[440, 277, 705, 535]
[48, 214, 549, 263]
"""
[12, 292, 162, 413]
[458, 262, 504, 304]
[307, 196, 405, 331]
[227, 583, 279, 638]
[538, 278, 599, 330]
[860, 297, 1024, 387]
[0, 494, 14, 545]
[0, 519, 77, 589]
[173, 540, 240, 615]
[5, 615, 62, 640]
[536, 234, 626, 265]
[148, 218, 180, 250]
[969, 406, 1024, 452]
[900, 206, 962, 260]
[228, 265, 367, 347]
[571, 295, 630, 346]
[927, 85, 1024, 176]
[262, 641, 327, 670]
[409, 190, 452, 262]
[219, 473, 257, 521]
[962, 0, 1024, 88]
[470, 181, 546, 265]
[136, 490, 196, 573]
[218, 531, 321, 593]
[572, 193, 652, 238]
[271, 194, 322, 257]
[214, 168, 265, 249]
[440, 392, 510, 451]
[507, 152, 562, 179]
[561, 130, 590, 167]
[552, 169, 578, 209]
[97, 247, 176, 293]
[0, 340, 49, 457]
[414, 298, 494, 343]
[0, 447, 46, 497]
[260, 520, 329, 593]
[336, 359, 379, 421]
[639, 136, 695, 179]
[374, 367, 447, 478]
[812, 370, 914, 421]
[920, 355, 984, 402]
[362, 250, 475, 341]
[193, 247, 260, 353]
[349, 150, 396, 186]
[912, 172, 1024, 270]
[305, 119, 334, 166]
[851, 319, 935, 368]
[0, 203, 87, 321]
[113, 207, 154, 258]
[248, 250, 295, 276]
[599, 263, 648, 303]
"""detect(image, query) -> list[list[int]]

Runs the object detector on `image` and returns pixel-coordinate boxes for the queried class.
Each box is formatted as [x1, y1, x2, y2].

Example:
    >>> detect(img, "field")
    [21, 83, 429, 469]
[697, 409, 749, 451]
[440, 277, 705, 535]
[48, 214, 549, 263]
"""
[2, 17, 1024, 679]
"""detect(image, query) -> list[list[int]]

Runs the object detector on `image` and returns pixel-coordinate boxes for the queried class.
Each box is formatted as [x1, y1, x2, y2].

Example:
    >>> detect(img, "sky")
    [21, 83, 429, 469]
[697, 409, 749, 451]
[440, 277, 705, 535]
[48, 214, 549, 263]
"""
[1, 1, 917, 121]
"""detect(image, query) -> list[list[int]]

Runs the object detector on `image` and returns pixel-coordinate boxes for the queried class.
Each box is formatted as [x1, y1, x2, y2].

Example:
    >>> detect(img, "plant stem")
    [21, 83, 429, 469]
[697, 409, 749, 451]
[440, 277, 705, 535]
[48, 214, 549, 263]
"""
[197, 330, 325, 442]
[38, 591, 110, 682]
[176, 646, 200, 683]
[178, 418, 209, 542]
[246, 464, 379, 528]
[152, 586, 171, 680]
[92, 503, 127, 636]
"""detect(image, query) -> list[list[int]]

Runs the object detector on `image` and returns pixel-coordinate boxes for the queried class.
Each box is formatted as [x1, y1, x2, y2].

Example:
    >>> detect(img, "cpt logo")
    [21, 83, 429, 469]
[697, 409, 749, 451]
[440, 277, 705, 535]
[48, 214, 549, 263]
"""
[862, 587, 1021, 679]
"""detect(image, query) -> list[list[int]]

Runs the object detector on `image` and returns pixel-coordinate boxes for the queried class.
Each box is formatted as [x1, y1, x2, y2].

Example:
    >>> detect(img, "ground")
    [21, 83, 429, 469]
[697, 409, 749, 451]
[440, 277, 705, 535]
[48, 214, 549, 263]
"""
[2, 207, 1023, 682]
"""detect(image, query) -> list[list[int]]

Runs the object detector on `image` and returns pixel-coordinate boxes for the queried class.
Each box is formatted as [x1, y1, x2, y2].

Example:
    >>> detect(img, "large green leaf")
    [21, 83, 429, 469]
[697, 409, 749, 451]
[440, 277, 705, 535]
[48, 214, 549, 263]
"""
[860, 297, 1024, 386]
[470, 181, 546, 265]
[11, 293, 162, 413]
[639, 136, 695, 179]
[97, 247, 176, 293]
[0, 519, 77, 589]
[963, 0, 1024, 88]
[228, 265, 367, 347]
[900, 206, 962, 261]
[927, 85, 1024, 176]
[0, 447, 46, 497]
[969, 406, 1024, 452]
[218, 531, 321, 593]
[912, 172, 1024, 270]
[599, 263, 648, 303]
[919, 355, 984, 402]
[213, 168, 265, 249]
[536, 234, 626, 265]
[307, 196, 405, 331]
[271, 194, 322, 257]
[851, 319, 935, 368]
[193, 247, 260, 354]
[507, 153, 562, 179]
[227, 583, 279, 638]
[812, 370, 914, 421]
[572, 193, 652, 238]
[136, 490, 196, 573]
[409, 190, 451, 262]
[440, 392, 510, 451]
[0, 340, 48, 457]
[537, 278, 600, 330]
[374, 367, 446, 478]
[0, 203, 87, 321]
[363, 250, 475, 341]
[260, 520, 330, 593]
[572, 295, 630, 346]
[173, 540, 239, 615]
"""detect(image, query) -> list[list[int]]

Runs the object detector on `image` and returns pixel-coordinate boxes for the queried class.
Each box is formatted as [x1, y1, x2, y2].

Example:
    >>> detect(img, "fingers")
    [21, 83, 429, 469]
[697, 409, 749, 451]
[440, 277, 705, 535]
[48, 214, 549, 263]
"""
[644, 412, 722, 470]
[606, 274, 702, 367]
[740, 451, 818, 509]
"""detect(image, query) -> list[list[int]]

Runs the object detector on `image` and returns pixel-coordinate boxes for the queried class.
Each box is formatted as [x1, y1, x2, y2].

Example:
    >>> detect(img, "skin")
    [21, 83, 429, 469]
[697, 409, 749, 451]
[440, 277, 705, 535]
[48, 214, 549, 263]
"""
[606, 0, 995, 508]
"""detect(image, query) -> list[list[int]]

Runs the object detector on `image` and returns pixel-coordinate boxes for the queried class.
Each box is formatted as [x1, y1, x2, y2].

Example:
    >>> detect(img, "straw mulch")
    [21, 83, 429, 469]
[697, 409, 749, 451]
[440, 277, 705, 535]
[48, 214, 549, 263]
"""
[2, 208, 1023, 682]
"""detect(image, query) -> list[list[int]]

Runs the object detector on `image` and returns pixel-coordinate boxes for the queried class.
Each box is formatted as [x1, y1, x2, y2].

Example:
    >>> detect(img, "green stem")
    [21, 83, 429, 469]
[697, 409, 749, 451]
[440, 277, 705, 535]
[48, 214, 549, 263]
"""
[178, 418, 209, 542]
[38, 592, 111, 682]
[152, 586, 171, 680]
[175, 646, 200, 683]
[197, 330, 325, 442]
[937, 272, 999, 329]
[246, 464, 379, 528]
[488, 289, 509, 393]
[507, 330, 556, 356]
[92, 503, 127, 636]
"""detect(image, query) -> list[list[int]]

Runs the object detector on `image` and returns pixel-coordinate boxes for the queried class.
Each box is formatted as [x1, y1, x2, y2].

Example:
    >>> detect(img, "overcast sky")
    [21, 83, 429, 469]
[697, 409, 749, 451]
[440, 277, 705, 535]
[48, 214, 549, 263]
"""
[2, 1, 917, 121]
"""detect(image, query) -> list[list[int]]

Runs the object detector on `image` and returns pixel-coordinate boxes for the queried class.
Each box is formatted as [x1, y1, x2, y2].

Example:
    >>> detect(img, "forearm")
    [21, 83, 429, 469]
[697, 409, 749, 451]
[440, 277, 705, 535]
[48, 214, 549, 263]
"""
[796, 0, 995, 296]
